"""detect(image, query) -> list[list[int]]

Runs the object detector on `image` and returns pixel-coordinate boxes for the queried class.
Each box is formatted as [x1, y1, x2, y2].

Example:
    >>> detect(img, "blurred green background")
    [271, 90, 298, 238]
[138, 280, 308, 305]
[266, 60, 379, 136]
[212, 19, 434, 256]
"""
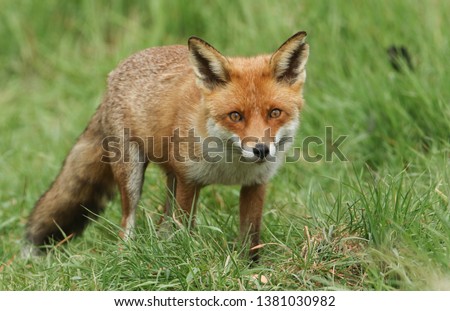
[0, 0, 449, 290]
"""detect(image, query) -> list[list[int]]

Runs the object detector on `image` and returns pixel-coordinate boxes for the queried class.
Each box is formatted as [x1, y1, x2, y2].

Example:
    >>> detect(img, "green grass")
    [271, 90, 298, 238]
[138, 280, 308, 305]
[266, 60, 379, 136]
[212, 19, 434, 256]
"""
[1, 0, 449, 290]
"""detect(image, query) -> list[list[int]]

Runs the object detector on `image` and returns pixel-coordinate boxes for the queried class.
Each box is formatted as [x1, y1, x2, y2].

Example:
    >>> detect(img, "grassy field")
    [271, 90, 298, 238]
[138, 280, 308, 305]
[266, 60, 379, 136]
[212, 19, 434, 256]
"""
[0, 0, 449, 290]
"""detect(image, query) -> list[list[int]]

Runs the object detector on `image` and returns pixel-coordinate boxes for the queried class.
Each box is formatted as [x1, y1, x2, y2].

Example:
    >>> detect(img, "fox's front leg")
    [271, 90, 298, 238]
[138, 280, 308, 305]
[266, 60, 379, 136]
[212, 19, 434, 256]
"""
[240, 183, 266, 261]
[163, 174, 200, 229]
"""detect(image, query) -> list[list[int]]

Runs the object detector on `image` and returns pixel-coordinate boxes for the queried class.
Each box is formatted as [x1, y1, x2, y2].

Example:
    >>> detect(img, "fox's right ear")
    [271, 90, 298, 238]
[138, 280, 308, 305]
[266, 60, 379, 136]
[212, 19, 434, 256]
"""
[270, 31, 309, 87]
[188, 37, 230, 90]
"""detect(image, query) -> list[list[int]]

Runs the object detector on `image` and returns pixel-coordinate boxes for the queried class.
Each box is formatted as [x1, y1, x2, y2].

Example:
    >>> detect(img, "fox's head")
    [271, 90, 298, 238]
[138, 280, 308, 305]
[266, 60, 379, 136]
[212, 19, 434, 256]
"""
[188, 32, 309, 163]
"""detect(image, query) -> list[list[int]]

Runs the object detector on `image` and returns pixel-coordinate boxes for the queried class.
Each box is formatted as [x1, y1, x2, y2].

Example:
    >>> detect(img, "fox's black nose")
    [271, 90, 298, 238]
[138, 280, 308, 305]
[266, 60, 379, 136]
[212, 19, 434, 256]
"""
[253, 143, 270, 160]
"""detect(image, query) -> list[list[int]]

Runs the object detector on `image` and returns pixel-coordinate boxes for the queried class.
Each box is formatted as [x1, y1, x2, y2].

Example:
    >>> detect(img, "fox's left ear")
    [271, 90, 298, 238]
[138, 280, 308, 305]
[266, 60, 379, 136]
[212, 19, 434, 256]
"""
[270, 31, 309, 86]
[188, 37, 230, 90]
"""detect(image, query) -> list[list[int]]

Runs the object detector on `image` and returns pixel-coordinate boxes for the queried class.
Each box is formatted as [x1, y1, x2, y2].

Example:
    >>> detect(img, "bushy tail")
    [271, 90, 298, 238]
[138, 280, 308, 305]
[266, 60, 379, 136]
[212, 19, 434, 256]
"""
[25, 121, 116, 247]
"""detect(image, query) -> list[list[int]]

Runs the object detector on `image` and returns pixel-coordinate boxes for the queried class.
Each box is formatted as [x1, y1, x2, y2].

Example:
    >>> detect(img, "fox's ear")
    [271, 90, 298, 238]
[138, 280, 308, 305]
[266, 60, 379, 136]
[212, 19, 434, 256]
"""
[188, 37, 230, 89]
[270, 31, 309, 86]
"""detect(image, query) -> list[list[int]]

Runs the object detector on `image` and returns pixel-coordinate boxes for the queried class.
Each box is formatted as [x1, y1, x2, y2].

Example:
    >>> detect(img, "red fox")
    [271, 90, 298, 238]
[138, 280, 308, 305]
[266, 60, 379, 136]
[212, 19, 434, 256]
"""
[24, 32, 309, 260]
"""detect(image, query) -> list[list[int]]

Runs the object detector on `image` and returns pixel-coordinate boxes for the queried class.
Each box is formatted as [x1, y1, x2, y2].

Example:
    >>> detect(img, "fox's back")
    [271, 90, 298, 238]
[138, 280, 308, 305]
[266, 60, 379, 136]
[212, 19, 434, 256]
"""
[107, 45, 190, 91]
[100, 45, 199, 138]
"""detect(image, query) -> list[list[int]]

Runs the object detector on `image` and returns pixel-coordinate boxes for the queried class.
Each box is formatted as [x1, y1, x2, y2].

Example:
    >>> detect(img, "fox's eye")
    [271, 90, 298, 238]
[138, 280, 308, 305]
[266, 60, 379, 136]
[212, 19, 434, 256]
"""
[270, 108, 282, 118]
[229, 111, 242, 122]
